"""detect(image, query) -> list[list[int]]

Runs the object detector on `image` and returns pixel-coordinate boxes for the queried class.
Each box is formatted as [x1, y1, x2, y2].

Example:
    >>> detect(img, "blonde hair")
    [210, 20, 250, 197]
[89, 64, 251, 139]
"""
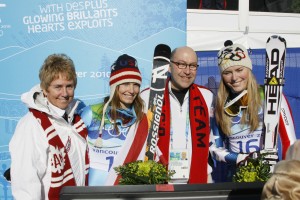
[39, 54, 77, 91]
[261, 160, 300, 200]
[215, 70, 262, 136]
[285, 140, 300, 160]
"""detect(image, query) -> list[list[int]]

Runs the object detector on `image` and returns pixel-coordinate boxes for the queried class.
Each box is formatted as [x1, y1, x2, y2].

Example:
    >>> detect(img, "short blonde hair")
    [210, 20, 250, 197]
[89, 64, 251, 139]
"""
[39, 54, 77, 91]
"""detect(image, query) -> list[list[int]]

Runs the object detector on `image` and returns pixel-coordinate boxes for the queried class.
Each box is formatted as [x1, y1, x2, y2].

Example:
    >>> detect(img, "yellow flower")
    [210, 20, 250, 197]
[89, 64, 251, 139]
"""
[233, 153, 271, 182]
[114, 160, 175, 185]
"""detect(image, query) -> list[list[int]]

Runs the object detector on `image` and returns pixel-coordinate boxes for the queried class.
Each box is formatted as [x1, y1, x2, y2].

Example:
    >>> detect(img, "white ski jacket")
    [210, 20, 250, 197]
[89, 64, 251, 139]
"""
[9, 84, 88, 200]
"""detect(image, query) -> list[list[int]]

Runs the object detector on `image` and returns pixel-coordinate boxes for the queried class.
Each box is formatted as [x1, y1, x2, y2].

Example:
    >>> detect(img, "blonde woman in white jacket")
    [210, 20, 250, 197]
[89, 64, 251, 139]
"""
[9, 54, 89, 200]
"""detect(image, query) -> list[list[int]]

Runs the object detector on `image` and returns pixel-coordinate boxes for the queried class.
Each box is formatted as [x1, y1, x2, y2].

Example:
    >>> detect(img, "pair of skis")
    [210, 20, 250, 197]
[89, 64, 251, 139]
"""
[263, 35, 286, 156]
[144, 44, 171, 161]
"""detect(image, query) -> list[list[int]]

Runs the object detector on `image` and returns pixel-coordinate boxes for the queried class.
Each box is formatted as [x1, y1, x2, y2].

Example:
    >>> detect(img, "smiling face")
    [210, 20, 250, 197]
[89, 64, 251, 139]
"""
[169, 47, 198, 91]
[221, 65, 250, 93]
[117, 82, 140, 109]
[43, 73, 75, 110]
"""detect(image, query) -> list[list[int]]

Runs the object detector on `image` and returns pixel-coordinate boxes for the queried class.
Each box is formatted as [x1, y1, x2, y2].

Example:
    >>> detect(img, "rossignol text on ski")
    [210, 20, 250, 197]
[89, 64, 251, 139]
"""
[144, 44, 171, 161]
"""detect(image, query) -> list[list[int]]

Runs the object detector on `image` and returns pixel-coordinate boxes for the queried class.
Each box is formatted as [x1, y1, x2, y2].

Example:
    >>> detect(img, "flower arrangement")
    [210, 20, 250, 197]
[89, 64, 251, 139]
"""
[114, 160, 175, 185]
[233, 153, 271, 182]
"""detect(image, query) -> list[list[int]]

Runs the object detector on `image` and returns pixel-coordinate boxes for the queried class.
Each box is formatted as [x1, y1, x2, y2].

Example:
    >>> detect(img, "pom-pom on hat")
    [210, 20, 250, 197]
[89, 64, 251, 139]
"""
[99, 54, 142, 134]
[218, 40, 252, 72]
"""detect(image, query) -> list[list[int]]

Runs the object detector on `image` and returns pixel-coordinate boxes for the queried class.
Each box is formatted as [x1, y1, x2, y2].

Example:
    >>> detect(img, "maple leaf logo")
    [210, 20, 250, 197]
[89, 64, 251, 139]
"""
[50, 145, 66, 174]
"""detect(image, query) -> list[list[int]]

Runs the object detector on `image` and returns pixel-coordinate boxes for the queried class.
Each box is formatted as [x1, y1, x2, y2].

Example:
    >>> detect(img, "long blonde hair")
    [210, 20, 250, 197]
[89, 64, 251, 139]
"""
[215, 70, 262, 136]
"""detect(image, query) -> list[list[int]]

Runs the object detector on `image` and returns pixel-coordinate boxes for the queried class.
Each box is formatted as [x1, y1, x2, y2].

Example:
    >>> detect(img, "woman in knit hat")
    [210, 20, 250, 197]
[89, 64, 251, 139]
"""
[209, 40, 296, 182]
[80, 54, 148, 186]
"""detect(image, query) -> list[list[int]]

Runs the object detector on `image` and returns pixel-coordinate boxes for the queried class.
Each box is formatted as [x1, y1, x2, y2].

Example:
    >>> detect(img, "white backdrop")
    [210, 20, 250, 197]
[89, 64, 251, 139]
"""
[187, 1, 300, 51]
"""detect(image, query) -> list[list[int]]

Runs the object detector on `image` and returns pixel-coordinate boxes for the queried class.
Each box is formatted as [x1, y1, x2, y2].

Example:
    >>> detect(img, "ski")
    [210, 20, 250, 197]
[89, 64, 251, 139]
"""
[263, 35, 286, 151]
[144, 44, 171, 161]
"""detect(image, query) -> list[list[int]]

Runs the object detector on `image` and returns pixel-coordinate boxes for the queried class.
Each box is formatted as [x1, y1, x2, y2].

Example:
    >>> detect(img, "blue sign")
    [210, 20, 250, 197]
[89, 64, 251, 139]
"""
[0, 0, 187, 198]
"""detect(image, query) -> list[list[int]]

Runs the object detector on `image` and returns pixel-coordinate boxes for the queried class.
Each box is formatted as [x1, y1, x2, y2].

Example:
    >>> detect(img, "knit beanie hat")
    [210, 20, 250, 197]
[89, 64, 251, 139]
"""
[218, 40, 252, 72]
[99, 54, 142, 134]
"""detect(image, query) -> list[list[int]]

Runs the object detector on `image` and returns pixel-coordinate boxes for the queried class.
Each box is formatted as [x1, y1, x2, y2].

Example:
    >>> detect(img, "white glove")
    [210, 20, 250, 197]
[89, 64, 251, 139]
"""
[236, 153, 249, 166]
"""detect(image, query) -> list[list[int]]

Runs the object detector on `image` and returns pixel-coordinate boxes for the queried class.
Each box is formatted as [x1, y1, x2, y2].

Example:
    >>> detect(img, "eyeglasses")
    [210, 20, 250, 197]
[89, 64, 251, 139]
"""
[170, 60, 199, 71]
[224, 90, 248, 116]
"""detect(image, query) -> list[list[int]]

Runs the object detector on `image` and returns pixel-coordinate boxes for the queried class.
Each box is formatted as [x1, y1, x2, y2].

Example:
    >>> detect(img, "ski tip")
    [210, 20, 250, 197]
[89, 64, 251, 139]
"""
[154, 44, 171, 59]
[267, 35, 287, 46]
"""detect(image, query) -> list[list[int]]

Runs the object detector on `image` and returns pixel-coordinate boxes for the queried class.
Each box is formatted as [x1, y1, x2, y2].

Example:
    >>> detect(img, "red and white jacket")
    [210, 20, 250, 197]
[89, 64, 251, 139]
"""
[9, 85, 89, 200]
